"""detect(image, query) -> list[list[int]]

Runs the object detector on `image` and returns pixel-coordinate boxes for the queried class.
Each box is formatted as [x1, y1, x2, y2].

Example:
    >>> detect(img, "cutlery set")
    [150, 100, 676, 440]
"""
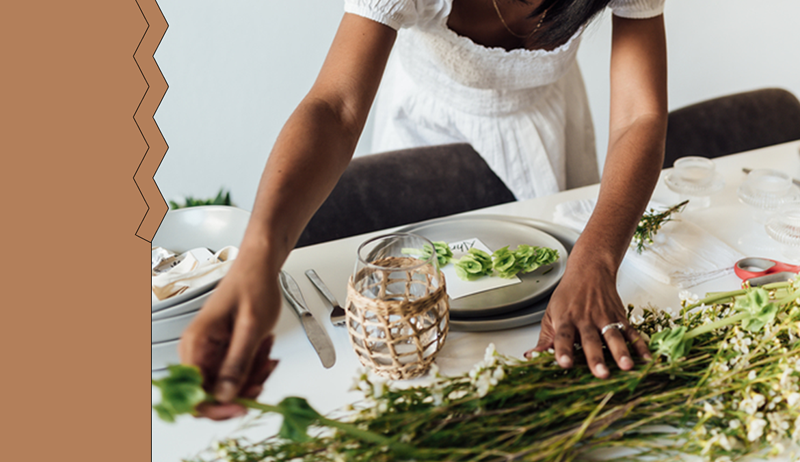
[278, 269, 346, 369]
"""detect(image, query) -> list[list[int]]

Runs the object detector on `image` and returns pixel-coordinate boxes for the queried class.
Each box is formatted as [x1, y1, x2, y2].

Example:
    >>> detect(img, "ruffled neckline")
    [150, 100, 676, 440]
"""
[434, 0, 585, 60]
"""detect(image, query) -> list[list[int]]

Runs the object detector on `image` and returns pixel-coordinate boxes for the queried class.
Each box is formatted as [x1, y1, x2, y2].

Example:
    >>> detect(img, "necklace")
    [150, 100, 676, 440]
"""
[491, 0, 548, 40]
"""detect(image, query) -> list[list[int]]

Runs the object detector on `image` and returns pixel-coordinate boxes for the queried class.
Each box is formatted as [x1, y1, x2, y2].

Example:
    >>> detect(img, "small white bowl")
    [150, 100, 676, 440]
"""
[152, 206, 250, 312]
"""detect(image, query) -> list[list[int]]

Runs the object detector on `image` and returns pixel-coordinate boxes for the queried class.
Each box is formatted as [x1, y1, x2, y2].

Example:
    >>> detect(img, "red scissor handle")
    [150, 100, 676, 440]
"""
[734, 257, 800, 280]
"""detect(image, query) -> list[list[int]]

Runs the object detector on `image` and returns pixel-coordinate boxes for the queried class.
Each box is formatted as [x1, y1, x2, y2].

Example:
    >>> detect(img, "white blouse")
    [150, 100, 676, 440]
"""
[345, 0, 666, 200]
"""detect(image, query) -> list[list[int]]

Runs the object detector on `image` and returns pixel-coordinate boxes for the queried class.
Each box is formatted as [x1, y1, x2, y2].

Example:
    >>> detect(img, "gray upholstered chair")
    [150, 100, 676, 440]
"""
[296, 143, 516, 248]
[664, 88, 800, 168]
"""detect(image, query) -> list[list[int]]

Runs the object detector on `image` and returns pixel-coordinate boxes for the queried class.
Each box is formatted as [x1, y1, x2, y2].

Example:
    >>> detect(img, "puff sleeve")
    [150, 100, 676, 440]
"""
[608, 0, 665, 19]
[343, 0, 420, 30]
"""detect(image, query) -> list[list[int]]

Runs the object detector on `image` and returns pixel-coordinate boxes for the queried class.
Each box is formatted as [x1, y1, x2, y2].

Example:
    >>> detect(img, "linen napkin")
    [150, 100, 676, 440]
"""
[553, 199, 743, 288]
[151, 246, 238, 302]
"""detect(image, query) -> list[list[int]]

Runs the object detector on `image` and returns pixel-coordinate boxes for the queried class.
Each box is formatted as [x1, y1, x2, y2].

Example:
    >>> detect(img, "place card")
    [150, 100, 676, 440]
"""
[442, 238, 521, 300]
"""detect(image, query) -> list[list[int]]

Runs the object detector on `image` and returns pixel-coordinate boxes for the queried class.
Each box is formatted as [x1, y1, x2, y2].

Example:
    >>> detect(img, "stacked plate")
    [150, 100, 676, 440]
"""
[151, 206, 250, 371]
[400, 215, 579, 332]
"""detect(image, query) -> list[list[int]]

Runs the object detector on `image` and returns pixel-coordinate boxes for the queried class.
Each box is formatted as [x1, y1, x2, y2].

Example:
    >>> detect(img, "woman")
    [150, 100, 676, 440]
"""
[180, 0, 666, 420]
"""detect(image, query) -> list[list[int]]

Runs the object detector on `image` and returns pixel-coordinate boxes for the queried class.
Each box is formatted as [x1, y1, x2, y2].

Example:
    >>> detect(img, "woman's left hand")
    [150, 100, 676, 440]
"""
[527, 254, 651, 378]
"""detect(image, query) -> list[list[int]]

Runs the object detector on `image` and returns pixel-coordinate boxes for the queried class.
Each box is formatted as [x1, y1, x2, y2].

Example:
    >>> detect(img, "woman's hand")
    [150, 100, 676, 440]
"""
[528, 253, 651, 379]
[178, 255, 281, 421]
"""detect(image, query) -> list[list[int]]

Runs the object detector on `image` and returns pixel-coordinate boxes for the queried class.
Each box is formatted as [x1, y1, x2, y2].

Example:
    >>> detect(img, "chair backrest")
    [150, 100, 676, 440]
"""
[296, 143, 516, 247]
[664, 88, 800, 168]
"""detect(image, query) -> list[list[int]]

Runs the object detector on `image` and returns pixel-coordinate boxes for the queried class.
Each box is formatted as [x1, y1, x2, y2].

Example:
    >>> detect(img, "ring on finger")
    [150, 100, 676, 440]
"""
[600, 322, 625, 336]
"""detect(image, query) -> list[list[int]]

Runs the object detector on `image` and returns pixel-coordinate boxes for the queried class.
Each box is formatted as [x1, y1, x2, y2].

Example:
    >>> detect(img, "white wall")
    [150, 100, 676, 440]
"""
[578, 0, 800, 172]
[154, 0, 800, 212]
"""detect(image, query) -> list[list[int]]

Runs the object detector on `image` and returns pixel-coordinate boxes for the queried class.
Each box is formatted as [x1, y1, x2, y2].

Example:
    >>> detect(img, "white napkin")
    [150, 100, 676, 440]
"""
[151, 246, 238, 302]
[553, 199, 743, 288]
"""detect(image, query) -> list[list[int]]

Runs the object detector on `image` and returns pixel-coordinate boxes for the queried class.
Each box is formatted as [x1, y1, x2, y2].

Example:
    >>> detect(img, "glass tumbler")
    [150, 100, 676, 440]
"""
[345, 233, 449, 380]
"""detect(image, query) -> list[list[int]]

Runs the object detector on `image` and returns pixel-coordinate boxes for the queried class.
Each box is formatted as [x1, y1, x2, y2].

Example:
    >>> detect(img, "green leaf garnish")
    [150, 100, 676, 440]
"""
[151, 364, 208, 422]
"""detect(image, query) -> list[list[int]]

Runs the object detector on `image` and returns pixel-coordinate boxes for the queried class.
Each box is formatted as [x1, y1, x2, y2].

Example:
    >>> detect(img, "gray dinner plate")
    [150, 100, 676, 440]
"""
[404, 215, 579, 332]
[400, 216, 568, 317]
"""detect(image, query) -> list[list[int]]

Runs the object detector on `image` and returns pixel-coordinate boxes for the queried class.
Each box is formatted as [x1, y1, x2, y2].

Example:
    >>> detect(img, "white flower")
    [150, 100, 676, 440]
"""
[475, 371, 492, 398]
[729, 419, 741, 429]
[747, 417, 768, 442]
[484, 343, 498, 365]
[372, 378, 387, 399]
[740, 393, 766, 415]
[787, 392, 800, 408]
[748, 370, 757, 380]
[492, 366, 505, 384]
[679, 290, 700, 305]
[703, 402, 719, 417]
[767, 412, 790, 432]
[429, 363, 440, 378]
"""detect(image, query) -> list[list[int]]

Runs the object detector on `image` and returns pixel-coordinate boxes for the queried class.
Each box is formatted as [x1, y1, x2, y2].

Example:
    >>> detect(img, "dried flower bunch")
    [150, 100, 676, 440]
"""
[156, 276, 800, 462]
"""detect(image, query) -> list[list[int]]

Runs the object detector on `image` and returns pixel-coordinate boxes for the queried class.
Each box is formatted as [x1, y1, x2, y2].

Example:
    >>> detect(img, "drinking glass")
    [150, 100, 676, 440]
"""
[345, 233, 449, 380]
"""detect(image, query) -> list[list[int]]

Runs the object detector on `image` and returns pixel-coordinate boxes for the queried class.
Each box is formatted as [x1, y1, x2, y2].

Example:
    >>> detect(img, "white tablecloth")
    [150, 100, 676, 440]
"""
[152, 140, 800, 462]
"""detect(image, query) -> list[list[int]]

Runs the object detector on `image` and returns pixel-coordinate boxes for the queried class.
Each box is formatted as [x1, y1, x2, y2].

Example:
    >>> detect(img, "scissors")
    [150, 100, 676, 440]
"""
[734, 257, 800, 286]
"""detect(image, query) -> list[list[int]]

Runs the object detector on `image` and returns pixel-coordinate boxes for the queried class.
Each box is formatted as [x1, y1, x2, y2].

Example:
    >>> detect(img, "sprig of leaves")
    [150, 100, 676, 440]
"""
[152, 365, 418, 458]
[632, 200, 689, 254]
[401, 241, 453, 268]
[169, 188, 233, 209]
[454, 248, 494, 281]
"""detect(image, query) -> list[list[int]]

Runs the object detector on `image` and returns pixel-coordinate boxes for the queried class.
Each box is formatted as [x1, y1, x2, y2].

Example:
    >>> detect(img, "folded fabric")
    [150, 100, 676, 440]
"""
[151, 246, 238, 302]
[553, 199, 743, 288]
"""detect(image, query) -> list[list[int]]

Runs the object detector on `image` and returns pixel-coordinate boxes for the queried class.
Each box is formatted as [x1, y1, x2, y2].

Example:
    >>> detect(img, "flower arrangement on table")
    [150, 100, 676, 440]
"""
[154, 273, 800, 462]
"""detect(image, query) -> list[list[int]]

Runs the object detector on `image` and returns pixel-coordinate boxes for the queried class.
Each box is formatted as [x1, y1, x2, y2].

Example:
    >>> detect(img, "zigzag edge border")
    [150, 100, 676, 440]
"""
[133, 0, 169, 242]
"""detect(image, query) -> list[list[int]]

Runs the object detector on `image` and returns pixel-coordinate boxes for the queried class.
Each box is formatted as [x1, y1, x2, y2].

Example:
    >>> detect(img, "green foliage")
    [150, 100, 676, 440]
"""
[633, 200, 689, 254]
[454, 248, 493, 281]
[402, 241, 453, 268]
[169, 189, 233, 209]
[649, 325, 692, 362]
[734, 287, 778, 332]
[494, 244, 560, 279]
[151, 364, 207, 422]
[275, 397, 323, 443]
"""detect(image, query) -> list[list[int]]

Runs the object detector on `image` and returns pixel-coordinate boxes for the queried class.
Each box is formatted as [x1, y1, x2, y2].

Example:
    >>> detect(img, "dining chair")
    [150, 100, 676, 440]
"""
[664, 88, 800, 168]
[296, 143, 516, 247]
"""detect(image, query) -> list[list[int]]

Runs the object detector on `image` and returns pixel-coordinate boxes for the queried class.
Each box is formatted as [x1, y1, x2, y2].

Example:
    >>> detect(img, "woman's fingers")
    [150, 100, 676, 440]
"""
[195, 401, 247, 421]
[214, 312, 265, 403]
[578, 325, 609, 378]
[601, 324, 634, 371]
[552, 323, 576, 368]
[625, 325, 653, 361]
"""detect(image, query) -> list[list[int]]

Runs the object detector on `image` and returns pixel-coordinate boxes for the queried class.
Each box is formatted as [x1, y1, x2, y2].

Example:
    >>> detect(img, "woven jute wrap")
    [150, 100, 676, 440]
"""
[346, 257, 449, 380]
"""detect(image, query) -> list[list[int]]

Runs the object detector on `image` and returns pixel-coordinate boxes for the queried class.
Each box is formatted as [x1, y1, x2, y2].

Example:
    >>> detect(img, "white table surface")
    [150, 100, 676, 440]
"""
[153, 140, 800, 462]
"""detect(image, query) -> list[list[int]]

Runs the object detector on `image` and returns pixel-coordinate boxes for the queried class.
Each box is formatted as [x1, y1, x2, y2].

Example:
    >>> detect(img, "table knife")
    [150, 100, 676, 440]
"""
[305, 269, 347, 326]
[279, 270, 336, 368]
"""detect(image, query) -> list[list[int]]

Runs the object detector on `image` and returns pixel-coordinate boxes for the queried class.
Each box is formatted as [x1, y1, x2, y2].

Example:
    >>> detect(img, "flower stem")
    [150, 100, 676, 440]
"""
[236, 398, 420, 458]
[684, 312, 748, 340]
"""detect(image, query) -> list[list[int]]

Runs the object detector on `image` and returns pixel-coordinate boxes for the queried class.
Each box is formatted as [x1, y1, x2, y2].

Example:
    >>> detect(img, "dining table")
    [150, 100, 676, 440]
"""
[152, 140, 800, 462]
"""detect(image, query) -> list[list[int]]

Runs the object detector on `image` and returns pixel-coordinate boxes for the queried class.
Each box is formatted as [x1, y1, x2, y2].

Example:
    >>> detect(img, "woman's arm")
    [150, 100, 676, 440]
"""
[531, 14, 667, 379]
[179, 13, 397, 420]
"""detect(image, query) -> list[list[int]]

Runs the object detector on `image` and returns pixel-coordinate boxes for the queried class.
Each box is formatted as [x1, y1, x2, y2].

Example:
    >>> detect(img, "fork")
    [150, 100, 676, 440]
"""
[305, 269, 347, 326]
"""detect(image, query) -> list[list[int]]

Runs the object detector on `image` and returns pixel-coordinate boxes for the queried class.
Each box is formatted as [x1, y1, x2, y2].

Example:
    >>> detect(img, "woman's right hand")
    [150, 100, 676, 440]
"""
[178, 254, 281, 421]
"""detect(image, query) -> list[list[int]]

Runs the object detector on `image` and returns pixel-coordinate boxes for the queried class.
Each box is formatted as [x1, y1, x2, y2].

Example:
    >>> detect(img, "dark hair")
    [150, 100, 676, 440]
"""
[524, 0, 613, 50]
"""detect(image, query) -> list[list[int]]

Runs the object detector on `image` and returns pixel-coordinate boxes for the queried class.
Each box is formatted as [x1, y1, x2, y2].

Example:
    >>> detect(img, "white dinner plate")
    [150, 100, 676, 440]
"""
[152, 206, 250, 312]
[406, 215, 579, 332]
[152, 309, 199, 343]
[400, 216, 568, 317]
